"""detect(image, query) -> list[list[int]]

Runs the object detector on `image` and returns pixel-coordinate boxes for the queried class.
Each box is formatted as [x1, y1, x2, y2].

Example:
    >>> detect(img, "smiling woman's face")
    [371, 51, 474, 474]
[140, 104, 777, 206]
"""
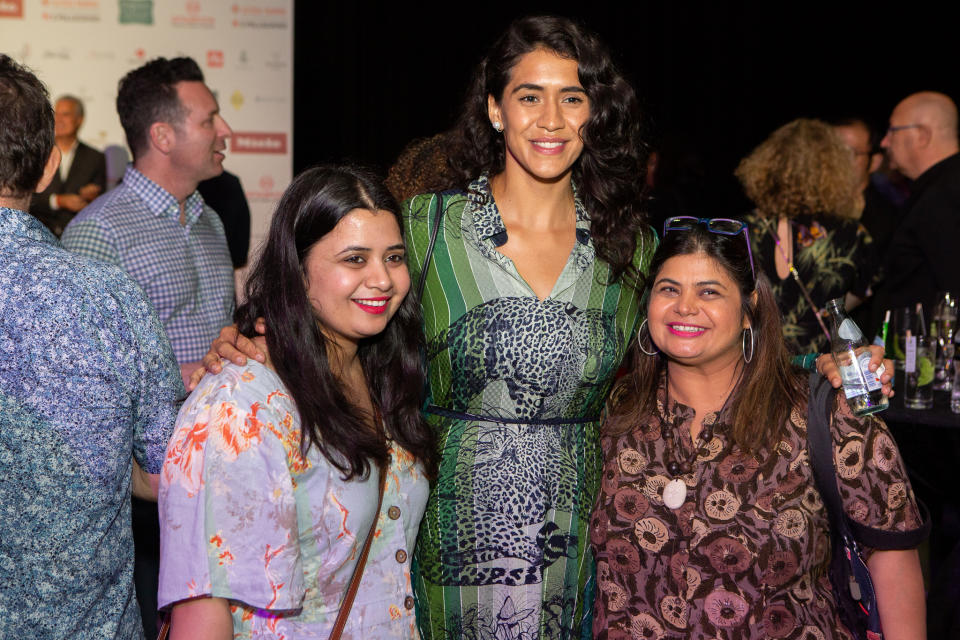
[487, 47, 589, 184]
[647, 252, 748, 370]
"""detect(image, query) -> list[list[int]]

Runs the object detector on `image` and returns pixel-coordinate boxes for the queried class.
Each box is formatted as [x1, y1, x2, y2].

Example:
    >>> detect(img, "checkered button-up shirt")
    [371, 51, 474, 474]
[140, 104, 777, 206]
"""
[62, 165, 235, 363]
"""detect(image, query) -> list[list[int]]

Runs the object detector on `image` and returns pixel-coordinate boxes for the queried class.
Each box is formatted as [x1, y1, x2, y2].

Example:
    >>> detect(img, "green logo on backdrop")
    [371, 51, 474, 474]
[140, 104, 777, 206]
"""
[119, 0, 152, 25]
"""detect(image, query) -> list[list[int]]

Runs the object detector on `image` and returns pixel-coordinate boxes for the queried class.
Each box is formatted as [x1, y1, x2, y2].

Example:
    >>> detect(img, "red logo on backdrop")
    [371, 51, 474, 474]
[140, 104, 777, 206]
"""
[207, 50, 224, 68]
[259, 175, 274, 191]
[135, 48, 146, 59]
[186, 0, 200, 13]
[0, 0, 24, 17]
[231, 133, 287, 154]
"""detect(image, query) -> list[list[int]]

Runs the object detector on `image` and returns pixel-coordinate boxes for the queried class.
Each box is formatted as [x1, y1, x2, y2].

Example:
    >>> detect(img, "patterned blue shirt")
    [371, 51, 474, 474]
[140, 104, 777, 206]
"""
[0, 206, 182, 639]
[62, 165, 235, 363]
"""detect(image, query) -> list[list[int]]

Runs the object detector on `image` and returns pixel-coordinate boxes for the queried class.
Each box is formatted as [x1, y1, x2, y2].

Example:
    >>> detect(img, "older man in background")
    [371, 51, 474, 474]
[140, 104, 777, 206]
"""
[29, 95, 106, 236]
[879, 91, 960, 312]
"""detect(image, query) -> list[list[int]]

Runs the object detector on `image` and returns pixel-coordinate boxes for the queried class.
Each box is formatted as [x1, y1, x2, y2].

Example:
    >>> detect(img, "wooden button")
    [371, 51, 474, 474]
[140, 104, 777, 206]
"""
[395, 549, 407, 563]
[387, 506, 401, 520]
[404, 596, 415, 610]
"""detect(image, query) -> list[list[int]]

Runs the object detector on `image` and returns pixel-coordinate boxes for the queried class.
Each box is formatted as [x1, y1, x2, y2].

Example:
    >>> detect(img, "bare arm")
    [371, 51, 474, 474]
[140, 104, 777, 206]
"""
[169, 596, 233, 640]
[131, 459, 159, 501]
[868, 548, 926, 640]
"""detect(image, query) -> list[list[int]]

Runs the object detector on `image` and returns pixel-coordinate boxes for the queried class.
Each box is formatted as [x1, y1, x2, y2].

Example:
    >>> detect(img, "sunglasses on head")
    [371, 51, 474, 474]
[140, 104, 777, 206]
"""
[662, 216, 756, 283]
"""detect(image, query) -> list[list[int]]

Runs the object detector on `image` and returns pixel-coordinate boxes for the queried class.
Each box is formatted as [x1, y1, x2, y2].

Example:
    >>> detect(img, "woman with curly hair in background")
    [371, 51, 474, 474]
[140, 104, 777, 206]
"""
[736, 118, 878, 354]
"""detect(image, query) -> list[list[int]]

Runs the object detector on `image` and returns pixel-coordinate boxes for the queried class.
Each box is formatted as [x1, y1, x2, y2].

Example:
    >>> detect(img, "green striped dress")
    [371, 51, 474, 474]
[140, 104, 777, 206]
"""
[404, 175, 655, 640]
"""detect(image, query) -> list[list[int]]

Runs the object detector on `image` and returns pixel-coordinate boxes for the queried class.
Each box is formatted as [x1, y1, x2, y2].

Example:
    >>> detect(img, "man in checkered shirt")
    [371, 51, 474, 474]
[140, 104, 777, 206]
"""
[63, 57, 235, 386]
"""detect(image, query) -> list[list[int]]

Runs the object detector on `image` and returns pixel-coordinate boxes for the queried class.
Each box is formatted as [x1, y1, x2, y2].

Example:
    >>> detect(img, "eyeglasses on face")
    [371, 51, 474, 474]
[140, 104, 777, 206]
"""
[662, 216, 756, 283]
[886, 123, 923, 136]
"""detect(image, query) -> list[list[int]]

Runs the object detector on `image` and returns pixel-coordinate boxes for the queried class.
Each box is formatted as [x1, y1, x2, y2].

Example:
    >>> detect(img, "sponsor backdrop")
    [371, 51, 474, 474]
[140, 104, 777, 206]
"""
[0, 0, 292, 270]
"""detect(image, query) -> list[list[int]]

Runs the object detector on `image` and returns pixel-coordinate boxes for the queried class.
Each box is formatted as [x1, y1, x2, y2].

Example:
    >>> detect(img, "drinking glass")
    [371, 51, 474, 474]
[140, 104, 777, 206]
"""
[904, 334, 934, 410]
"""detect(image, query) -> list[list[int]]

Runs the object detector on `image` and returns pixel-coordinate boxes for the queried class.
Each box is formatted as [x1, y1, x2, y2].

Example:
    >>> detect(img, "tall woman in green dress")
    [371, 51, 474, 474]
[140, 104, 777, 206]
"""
[403, 16, 654, 639]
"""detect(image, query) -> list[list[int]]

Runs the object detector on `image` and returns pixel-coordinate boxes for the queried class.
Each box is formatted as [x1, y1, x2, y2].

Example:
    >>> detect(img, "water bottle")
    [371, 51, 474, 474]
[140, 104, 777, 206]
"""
[825, 297, 888, 416]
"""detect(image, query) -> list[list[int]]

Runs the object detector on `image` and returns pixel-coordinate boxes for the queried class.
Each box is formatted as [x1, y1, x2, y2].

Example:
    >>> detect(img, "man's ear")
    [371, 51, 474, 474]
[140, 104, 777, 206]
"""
[148, 122, 175, 154]
[34, 146, 61, 194]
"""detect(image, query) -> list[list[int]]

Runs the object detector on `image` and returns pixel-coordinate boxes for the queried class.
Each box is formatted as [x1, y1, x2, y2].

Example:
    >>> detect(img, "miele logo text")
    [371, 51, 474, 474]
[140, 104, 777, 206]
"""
[0, 0, 24, 17]
[231, 133, 287, 154]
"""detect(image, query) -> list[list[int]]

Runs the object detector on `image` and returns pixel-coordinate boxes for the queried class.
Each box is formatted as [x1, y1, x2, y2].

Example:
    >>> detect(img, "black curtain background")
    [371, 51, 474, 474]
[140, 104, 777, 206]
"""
[293, 2, 956, 215]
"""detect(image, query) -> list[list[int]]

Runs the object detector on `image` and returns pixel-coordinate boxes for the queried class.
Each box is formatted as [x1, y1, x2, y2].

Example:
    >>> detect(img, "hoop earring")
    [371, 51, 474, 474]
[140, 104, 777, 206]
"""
[742, 326, 754, 363]
[638, 319, 658, 356]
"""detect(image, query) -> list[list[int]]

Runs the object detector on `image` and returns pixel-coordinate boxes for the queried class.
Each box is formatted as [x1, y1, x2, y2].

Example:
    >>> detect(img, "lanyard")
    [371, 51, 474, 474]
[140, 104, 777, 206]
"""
[762, 216, 831, 341]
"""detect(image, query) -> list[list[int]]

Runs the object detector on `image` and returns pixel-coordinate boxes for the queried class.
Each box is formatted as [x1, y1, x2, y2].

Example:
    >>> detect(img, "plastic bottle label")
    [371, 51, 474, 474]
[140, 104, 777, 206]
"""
[838, 351, 882, 399]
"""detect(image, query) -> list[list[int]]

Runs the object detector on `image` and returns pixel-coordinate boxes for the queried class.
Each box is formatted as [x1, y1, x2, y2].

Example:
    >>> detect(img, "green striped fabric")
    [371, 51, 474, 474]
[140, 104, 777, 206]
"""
[404, 176, 655, 640]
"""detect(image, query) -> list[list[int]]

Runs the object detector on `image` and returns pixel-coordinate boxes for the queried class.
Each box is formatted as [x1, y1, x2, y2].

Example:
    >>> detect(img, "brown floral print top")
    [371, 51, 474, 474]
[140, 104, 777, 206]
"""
[591, 381, 922, 640]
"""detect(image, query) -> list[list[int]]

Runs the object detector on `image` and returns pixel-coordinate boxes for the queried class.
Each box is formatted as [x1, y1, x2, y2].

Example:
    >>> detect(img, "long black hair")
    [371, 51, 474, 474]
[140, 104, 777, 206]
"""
[452, 15, 651, 290]
[237, 165, 436, 480]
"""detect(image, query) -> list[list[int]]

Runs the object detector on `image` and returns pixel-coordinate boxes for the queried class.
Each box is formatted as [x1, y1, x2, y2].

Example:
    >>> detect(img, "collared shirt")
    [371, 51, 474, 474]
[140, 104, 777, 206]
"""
[0, 206, 182, 639]
[62, 165, 235, 363]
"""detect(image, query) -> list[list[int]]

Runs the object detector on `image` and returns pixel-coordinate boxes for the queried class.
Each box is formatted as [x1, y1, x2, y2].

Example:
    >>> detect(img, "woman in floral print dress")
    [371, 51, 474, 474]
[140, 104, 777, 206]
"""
[592, 219, 926, 639]
[158, 166, 436, 639]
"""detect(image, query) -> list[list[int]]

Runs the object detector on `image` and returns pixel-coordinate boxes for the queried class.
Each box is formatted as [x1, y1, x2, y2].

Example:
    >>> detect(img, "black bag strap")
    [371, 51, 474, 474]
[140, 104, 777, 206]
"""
[806, 372, 930, 550]
[416, 192, 446, 301]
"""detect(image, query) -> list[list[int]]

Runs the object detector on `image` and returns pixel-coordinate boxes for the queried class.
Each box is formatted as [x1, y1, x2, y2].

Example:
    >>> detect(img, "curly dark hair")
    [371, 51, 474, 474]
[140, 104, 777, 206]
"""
[237, 165, 437, 481]
[452, 15, 650, 289]
[0, 54, 54, 199]
[116, 56, 204, 160]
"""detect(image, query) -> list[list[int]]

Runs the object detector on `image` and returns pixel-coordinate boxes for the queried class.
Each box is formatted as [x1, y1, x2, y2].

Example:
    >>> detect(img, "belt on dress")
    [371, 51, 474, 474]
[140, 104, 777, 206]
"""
[425, 404, 600, 425]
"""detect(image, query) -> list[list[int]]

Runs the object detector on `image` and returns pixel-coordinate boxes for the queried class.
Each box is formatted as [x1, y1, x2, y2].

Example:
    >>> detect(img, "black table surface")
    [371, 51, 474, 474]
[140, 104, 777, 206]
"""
[882, 387, 960, 429]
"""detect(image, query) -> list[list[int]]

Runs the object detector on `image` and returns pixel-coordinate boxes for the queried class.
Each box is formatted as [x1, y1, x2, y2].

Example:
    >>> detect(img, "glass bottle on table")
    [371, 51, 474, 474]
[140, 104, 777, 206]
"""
[952, 331, 960, 413]
[933, 292, 956, 391]
[904, 303, 934, 410]
[825, 297, 888, 416]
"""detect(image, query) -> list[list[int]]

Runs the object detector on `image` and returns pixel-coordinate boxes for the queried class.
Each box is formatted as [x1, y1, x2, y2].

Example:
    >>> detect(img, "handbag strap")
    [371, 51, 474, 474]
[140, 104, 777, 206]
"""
[329, 461, 387, 639]
[415, 192, 446, 301]
[806, 372, 930, 550]
[157, 464, 387, 640]
[763, 217, 831, 341]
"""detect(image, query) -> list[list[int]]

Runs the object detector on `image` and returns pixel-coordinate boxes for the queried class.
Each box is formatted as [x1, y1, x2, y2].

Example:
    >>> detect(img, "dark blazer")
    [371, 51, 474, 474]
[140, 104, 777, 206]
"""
[31, 141, 107, 237]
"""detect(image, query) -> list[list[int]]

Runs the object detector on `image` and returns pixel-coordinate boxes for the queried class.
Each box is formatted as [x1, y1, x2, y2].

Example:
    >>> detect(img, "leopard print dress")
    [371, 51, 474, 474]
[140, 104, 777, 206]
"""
[404, 176, 655, 640]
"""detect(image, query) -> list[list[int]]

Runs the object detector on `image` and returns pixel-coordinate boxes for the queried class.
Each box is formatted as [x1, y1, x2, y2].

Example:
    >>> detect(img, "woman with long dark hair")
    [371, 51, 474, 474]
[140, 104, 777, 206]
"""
[158, 165, 436, 639]
[593, 218, 925, 639]
[397, 16, 654, 639]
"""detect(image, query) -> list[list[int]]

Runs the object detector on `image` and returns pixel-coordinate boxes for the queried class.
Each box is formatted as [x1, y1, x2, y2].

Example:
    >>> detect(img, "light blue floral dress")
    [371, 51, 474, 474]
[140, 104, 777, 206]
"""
[158, 361, 428, 639]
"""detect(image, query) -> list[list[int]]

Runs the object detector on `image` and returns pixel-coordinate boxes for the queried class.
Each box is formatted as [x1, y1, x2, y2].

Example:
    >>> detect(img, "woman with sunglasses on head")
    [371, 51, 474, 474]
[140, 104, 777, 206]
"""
[736, 118, 879, 354]
[157, 165, 436, 639]
[591, 217, 926, 640]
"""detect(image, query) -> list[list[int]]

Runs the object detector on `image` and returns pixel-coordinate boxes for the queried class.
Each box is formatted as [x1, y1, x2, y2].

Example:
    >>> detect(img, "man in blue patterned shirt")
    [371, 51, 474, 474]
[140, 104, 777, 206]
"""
[62, 57, 235, 386]
[0, 55, 182, 639]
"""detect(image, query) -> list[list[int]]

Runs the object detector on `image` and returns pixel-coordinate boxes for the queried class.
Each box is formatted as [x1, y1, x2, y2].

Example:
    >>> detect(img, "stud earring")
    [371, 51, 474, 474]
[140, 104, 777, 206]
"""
[492, 121, 503, 132]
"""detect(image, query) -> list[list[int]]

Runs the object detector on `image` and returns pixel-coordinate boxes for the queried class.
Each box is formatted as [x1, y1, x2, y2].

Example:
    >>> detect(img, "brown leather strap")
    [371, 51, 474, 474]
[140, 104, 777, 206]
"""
[329, 462, 387, 639]
[155, 614, 170, 640]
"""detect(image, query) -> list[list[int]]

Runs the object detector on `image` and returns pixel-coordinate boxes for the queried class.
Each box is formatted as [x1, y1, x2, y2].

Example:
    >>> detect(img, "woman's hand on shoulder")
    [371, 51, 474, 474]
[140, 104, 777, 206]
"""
[816, 345, 894, 397]
[187, 321, 268, 391]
